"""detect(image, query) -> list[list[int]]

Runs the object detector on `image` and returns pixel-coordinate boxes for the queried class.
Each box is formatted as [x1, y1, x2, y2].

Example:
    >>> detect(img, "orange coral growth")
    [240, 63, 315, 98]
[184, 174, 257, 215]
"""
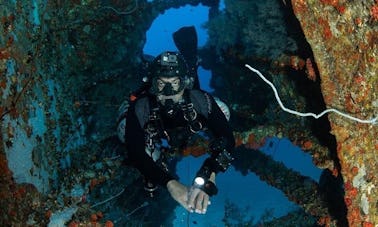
[347, 207, 362, 226]
[68, 221, 79, 227]
[347, 187, 358, 198]
[290, 55, 305, 70]
[96, 211, 103, 219]
[354, 17, 363, 27]
[331, 167, 339, 177]
[0, 48, 11, 59]
[344, 181, 353, 190]
[351, 166, 359, 176]
[73, 101, 82, 108]
[362, 221, 374, 227]
[305, 58, 316, 81]
[320, 0, 345, 13]
[370, 4, 378, 21]
[322, 84, 336, 104]
[344, 197, 352, 206]
[1, 16, 7, 25]
[317, 216, 331, 226]
[247, 133, 255, 144]
[45, 210, 52, 219]
[0, 80, 6, 89]
[12, 186, 27, 199]
[302, 140, 313, 150]
[90, 213, 98, 222]
[345, 93, 356, 112]
[320, 0, 338, 6]
[353, 74, 365, 84]
[181, 148, 191, 156]
[182, 145, 207, 157]
[292, 0, 308, 15]
[318, 18, 333, 40]
[336, 5, 346, 14]
[245, 136, 266, 150]
[90, 178, 104, 190]
[8, 14, 15, 22]
[234, 134, 243, 147]
[0, 152, 12, 181]
[331, 124, 350, 142]
[105, 220, 114, 227]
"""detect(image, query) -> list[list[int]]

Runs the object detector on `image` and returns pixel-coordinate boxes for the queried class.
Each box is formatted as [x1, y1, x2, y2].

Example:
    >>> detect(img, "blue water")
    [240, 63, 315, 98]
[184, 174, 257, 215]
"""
[172, 137, 321, 226]
[143, 4, 209, 55]
[143, 4, 213, 92]
[143, 4, 322, 226]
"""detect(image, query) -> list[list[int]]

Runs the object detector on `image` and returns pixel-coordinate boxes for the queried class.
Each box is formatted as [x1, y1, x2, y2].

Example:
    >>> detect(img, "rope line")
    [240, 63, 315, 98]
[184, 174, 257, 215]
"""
[90, 188, 125, 208]
[245, 64, 377, 125]
[100, 0, 139, 15]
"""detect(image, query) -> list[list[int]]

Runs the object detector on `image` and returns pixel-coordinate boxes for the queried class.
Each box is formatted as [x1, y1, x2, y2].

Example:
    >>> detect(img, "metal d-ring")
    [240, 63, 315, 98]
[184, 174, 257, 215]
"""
[183, 103, 197, 121]
[189, 121, 202, 133]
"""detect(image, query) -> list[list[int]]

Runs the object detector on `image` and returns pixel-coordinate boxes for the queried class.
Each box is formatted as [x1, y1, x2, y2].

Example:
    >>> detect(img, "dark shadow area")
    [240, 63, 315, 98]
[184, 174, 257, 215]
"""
[280, 2, 348, 226]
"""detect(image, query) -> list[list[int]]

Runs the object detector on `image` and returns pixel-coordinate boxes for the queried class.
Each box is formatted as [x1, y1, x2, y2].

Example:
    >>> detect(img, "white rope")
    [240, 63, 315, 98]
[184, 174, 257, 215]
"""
[90, 188, 125, 208]
[245, 64, 377, 125]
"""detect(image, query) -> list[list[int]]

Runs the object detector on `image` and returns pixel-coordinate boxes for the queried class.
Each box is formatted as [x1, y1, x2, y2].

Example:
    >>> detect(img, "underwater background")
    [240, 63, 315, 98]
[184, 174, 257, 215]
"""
[1, 0, 377, 226]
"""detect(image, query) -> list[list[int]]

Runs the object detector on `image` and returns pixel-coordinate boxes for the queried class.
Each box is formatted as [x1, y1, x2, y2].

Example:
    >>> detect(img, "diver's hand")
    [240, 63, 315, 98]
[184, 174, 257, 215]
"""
[188, 173, 215, 214]
[166, 180, 191, 211]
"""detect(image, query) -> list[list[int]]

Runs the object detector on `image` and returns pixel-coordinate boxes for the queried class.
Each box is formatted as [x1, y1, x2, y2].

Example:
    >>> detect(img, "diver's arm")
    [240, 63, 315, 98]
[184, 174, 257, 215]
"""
[125, 102, 175, 186]
[191, 93, 235, 196]
[201, 94, 235, 176]
[186, 94, 235, 214]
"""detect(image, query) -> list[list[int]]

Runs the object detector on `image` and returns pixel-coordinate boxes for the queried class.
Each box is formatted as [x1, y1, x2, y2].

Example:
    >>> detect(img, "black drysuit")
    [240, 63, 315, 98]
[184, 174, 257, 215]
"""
[124, 89, 235, 186]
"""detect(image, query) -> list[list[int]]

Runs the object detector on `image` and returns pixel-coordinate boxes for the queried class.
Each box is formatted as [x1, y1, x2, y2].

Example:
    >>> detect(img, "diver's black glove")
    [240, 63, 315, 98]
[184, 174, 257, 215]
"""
[208, 138, 234, 172]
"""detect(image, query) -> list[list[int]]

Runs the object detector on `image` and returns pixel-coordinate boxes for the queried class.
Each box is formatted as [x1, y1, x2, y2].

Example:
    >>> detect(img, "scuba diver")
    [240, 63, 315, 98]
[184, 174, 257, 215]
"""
[117, 27, 235, 214]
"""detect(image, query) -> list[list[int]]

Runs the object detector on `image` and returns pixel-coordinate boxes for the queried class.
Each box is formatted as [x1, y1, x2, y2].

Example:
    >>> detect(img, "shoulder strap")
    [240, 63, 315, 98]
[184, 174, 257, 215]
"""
[187, 90, 211, 118]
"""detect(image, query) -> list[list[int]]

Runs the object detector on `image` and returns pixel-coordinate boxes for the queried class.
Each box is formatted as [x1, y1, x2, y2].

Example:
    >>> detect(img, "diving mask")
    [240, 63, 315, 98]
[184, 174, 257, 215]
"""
[157, 77, 181, 96]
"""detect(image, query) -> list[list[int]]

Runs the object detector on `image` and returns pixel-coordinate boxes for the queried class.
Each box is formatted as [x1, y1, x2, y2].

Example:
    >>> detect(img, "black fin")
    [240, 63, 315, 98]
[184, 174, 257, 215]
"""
[173, 26, 200, 89]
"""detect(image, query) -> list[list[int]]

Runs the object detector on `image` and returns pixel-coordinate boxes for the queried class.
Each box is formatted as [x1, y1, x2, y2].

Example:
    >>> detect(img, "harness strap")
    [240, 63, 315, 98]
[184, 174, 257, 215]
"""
[142, 90, 211, 157]
[182, 90, 203, 133]
[145, 95, 170, 152]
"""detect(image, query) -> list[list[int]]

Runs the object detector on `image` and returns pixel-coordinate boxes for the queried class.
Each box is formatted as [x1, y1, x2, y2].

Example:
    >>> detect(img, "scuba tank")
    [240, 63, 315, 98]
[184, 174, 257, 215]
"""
[117, 53, 154, 143]
[116, 75, 151, 143]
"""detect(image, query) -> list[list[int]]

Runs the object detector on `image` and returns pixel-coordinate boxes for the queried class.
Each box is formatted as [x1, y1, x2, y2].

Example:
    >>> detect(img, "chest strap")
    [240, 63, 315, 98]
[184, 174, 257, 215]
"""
[143, 90, 207, 153]
[182, 90, 203, 133]
[145, 96, 170, 151]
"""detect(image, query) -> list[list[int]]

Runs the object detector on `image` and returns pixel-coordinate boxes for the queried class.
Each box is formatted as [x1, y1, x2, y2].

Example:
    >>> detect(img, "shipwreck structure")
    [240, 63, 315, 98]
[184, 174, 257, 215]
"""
[1, 0, 377, 226]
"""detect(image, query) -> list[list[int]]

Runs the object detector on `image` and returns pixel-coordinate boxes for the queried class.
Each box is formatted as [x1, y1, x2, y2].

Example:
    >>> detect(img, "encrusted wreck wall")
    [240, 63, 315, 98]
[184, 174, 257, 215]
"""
[0, 0, 146, 225]
[0, 1, 95, 224]
[292, 0, 378, 226]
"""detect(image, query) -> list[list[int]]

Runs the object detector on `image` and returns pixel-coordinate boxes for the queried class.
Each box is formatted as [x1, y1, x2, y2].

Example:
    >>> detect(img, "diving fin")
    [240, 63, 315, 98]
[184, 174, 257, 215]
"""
[173, 26, 200, 89]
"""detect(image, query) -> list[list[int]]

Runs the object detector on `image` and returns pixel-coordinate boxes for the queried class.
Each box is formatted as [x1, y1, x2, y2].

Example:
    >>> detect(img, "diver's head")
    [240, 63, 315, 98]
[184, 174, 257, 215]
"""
[156, 76, 181, 96]
[149, 51, 193, 100]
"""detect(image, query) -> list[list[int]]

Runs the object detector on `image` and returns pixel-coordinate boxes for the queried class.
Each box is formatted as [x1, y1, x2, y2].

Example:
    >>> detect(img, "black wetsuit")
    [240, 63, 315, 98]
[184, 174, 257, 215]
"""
[125, 89, 235, 186]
